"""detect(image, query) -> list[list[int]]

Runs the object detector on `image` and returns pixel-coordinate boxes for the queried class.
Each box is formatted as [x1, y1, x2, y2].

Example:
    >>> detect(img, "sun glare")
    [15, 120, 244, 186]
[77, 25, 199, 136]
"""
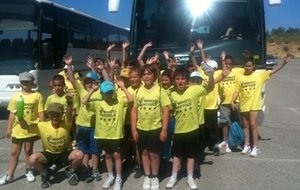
[187, 0, 212, 16]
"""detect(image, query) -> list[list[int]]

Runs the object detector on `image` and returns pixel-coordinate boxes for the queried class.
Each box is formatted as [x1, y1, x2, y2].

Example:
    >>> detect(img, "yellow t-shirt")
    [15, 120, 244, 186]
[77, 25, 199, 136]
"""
[117, 87, 135, 125]
[198, 95, 206, 125]
[75, 83, 102, 127]
[235, 70, 271, 112]
[133, 84, 171, 131]
[58, 71, 81, 112]
[88, 98, 128, 139]
[171, 85, 207, 134]
[44, 93, 78, 114]
[198, 68, 222, 110]
[7, 92, 44, 138]
[218, 68, 244, 104]
[29, 119, 72, 154]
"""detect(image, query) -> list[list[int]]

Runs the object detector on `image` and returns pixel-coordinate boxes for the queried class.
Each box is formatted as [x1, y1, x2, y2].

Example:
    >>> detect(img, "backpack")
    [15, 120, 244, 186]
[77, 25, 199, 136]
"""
[229, 121, 245, 147]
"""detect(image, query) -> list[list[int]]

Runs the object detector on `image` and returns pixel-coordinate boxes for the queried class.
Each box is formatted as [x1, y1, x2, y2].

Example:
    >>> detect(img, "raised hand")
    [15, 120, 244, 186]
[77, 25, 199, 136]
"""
[107, 44, 115, 51]
[65, 92, 73, 102]
[284, 53, 292, 63]
[122, 41, 130, 49]
[146, 57, 155, 65]
[196, 39, 203, 49]
[64, 54, 72, 65]
[190, 43, 195, 53]
[243, 50, 251, 57]
[220, 51, 226, 61]
[144, 41, 153, 48]
[108, 58, 116, 68]
[116, 79, 125, 88]
[86, 54, 94, 68]
[163, 51, 170, 59]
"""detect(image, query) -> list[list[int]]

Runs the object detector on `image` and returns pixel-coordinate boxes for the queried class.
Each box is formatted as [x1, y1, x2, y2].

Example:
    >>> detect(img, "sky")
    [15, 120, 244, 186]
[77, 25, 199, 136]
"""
[50, 0, 300, 31]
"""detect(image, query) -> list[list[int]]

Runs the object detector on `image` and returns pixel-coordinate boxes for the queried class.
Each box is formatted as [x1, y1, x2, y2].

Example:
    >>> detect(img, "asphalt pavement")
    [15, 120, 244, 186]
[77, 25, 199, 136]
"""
[0, 59, 299, 190]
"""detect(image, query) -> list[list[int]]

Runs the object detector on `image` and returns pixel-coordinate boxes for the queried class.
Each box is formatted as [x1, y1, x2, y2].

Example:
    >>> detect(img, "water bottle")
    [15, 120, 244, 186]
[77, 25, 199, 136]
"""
[16, 96, 24, 118]
[201, 62, 211, 73]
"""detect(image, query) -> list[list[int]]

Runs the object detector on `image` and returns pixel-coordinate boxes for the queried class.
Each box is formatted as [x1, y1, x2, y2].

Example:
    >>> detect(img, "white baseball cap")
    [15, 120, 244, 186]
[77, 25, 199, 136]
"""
[206, 60, 218, 69]
[190, 71, 203, 79]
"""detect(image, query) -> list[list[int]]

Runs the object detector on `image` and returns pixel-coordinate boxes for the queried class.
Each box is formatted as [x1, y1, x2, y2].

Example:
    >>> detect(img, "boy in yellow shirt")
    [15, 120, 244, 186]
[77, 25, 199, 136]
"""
[82, 80, 133, 190]
[18, 95, 84, 188]
[0, 72, 45, 186]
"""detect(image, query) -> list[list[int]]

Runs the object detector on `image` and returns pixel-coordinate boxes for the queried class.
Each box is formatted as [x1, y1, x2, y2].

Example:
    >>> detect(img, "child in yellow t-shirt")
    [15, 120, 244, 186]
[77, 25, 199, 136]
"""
[82, 80, 133, 190]
[131, 64, 170, 190]
[44, 75, 78, 118]
[0, 72, 45, 186]
[166, 67, 214, 190]
[231, 54, 292, 157]
[18, 94, 84, 188]
[64, 55, 104, 182]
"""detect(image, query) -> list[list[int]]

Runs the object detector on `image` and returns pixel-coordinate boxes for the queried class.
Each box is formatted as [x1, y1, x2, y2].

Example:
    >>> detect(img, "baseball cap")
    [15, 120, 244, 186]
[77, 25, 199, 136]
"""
[207, 60, 218, 69]
[48, 103, 64, 113]
[100, 80, 115, 93]
[19, 72, 35, 82]
[80, 72, 99, 82]
[119, 68, 130, 78]
[63, 65, 74, 71]
[190, 71, 203, 79]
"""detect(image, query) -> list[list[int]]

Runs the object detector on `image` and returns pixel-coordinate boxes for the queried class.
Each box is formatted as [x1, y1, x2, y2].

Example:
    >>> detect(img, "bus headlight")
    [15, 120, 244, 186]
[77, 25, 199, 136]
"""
[6, 84, 21, 90]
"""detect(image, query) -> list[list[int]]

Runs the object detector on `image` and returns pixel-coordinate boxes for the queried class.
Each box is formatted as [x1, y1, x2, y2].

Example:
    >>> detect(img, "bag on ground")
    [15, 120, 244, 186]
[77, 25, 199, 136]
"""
[229, 121, 245, 147]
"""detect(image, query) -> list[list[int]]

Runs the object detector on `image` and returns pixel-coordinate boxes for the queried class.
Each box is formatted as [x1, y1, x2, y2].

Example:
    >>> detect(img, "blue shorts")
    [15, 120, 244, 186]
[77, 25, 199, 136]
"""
[77, 126, 101, 155]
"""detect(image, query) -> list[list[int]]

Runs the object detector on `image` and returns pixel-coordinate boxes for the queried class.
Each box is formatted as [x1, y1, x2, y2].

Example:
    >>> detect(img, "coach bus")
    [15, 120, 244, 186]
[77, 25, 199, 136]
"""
[109, 0, 281, 125]
[0, 0, 129, 108]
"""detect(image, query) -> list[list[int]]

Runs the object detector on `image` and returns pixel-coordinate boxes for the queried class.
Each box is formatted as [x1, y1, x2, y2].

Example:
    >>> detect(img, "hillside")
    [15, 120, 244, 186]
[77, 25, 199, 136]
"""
[266, 28, 300, 58]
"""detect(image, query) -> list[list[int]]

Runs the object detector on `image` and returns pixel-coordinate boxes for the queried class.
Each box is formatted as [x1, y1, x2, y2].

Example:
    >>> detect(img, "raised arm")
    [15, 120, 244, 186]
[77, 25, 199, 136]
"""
[82, 81, 99, 105]
[137, 41, 153, 67]
[107, 58, 116, 81]
[65, 92, 74, 124]
[197, 39, 206, 63]
[270, 54, 292, 76]
[190, 43, 199, 70]
[214, 51, 230, 84]
[116, 79, 133, 103]
[122, 41, 130, 68]
[64, 54, 78, 89]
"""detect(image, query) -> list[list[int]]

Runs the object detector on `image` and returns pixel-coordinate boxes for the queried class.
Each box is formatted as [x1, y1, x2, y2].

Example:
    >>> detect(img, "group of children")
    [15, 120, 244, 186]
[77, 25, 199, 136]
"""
[0, 40, 291, 190]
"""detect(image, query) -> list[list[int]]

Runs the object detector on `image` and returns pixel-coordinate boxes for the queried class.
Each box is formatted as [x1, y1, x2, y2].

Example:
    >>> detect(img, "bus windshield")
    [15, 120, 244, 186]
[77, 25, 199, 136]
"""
[132, 0, 265, 67]
[0, 2, 39, 75]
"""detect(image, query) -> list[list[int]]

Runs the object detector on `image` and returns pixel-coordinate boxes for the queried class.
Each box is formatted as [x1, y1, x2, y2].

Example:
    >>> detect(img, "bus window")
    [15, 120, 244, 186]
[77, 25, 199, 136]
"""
[69, 13, 91, 49]
[91, 20, 107, 50]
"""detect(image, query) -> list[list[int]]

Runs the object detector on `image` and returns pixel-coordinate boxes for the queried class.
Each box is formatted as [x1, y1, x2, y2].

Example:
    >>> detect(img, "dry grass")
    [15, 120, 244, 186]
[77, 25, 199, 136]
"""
[267, 34, 300, 58]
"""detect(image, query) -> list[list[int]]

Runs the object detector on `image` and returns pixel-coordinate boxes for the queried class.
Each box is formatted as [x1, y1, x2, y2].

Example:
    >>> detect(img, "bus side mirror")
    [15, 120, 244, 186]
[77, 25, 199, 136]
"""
[108, 0, 120, 13]
[268, 0, 281, 5]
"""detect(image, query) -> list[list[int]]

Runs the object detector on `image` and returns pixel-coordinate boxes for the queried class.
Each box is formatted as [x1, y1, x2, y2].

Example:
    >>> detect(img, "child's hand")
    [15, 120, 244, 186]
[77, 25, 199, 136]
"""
[107, 44, 115, 51]
[122, 41, 130, 49]
[220, 51, 226, 61]
[144, 41, 153, 48]
[64, 54, 72, 65]
[108, 58, 116, 69]
[190, 43, 195, 53]
[86, 55, 94, 68]
[196, 39, 203, 49]
[65, 92, 73, 102]
[284, 53, 292, 63]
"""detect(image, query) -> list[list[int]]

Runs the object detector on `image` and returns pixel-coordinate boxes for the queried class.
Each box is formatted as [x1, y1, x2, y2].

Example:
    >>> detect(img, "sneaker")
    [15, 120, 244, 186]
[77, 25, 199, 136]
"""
[41, 175, 51, 188]
[68, 173, 78, 186]
[187, 177, 197, 190]
[250, 147, 260, 157]
[0, 175, 14, 186]
[151, 177, 159, 190]
[25, 170, 36, 182]
[134, 167, 143, 179]
[132, 162, 140, 172]
[113, 178, 122, 190]
[102, 175, 115, 189]
[225, 144, 232, 153]
[166, 176, 177, 189]
[241, 145, 251, 155]
[213, 146, 220, 156]
[91, 170, 102, 181]
[84, 170, 93, 183]
[218, 141, 227, 148]
[142, 176, 151, 190]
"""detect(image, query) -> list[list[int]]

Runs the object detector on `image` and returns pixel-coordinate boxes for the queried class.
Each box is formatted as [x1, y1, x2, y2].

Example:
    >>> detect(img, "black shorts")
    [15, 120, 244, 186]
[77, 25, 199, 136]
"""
[124, 124, 132, 138]
[137, 128, 163, 153]
[96, 139, 123, 153]
[40, 150, 73, 166]
[12, 136, 40, 144]
[172, 129, 199, 159]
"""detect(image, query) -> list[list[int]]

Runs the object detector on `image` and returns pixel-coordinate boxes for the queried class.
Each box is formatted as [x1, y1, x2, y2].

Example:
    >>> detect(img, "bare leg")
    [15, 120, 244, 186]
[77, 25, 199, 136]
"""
[141, 149, 151, 175]
[187, 158, 194, 175]
[7, 143, 23, 177]
[172, 156, 181, 173]
[249, 111, 259, 147]
[241, 112, 250, 144]
[68, 150, 84, 170]
[105, 153, 113, 173]
[91, 154, 99, 170]
[24, 141, 34, 169]
[29, 152, 48, 173]
[113, 152, 122, 175]
[149, 151, 160, 176]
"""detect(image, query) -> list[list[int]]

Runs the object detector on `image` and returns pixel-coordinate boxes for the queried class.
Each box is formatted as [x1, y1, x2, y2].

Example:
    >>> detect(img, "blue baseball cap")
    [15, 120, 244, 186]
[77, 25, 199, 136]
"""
[100, 80, 115, 93]
[81, 72, 98, 81]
